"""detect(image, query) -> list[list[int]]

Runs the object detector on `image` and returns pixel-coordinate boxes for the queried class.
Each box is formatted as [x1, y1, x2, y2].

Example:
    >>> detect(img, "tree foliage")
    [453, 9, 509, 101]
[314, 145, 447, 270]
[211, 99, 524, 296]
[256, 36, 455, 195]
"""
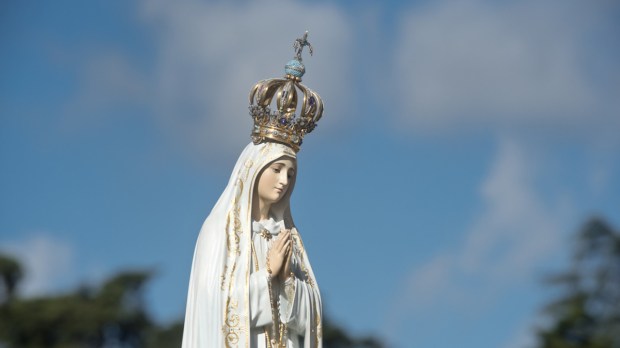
[537, 218, 620, 348]
[0, 254, 22, 302]
[0, 259, 153, 348]
[0, 253, 384, 347]
[322, 316, 384, 348]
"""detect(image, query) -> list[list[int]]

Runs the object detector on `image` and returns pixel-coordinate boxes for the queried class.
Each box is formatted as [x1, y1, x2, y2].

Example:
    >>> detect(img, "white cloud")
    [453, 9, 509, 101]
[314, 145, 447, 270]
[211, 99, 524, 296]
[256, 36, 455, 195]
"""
[62, 52, 151, 129]
[586, 139, 619, 198]
[1, 234, 74, 297]
[392, 0, 620, 135]
[389, 138, 568, 342]
[405, 252, 455, 308]
[461, 139, 561, 279]
[501, 314, 547, 348]
[63, 0, 355, 161]
[137, 0, 355, 160]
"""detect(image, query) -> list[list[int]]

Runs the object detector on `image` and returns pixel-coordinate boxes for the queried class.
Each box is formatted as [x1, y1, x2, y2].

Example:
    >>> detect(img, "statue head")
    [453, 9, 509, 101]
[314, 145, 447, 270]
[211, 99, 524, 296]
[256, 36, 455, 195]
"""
[253, 155, 297, 220]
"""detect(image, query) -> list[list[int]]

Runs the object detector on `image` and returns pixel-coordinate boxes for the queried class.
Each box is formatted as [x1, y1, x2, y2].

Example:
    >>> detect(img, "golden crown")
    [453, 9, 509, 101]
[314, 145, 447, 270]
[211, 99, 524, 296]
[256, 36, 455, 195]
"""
[249, 31, 324, 152]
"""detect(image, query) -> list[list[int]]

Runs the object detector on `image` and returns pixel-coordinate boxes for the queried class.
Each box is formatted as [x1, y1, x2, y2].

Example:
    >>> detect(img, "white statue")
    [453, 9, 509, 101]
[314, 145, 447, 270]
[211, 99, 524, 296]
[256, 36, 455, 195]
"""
[182, 33, 323, 348]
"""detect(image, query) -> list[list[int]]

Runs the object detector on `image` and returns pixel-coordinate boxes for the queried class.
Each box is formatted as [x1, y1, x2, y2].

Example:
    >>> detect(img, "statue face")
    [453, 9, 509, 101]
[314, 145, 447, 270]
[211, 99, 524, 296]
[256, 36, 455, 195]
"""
[256, 157, 296, 205]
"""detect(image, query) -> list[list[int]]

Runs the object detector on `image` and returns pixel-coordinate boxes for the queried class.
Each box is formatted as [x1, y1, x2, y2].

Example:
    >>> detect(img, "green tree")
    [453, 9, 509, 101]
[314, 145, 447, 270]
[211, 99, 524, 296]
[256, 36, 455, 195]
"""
[323, 316, 385, 348]
[0, 253, 385, 347]
[537, 218, 620, 348]
[0, 254, 22, 303]
[0, 260, 154, 348]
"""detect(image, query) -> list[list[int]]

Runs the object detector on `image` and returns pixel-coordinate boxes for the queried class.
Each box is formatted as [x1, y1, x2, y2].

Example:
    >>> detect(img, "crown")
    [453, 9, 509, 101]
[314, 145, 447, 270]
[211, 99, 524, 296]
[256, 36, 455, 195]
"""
[249, 31, 324, 152]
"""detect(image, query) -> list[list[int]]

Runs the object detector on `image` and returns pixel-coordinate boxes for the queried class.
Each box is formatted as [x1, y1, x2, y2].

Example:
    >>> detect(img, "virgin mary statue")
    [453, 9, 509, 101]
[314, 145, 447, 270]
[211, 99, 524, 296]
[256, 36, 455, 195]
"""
[182, 32, 324, 348]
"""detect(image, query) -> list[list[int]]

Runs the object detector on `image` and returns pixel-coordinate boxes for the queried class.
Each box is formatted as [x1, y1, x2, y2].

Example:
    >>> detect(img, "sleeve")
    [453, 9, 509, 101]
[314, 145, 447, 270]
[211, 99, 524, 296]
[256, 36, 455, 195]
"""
[248, 268, 273, 327]
[278, 258, 322, 335]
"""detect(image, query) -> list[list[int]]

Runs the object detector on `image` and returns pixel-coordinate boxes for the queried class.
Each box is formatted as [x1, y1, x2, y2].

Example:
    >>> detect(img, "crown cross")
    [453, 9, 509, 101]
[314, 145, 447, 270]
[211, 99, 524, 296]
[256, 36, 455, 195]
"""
[293, 31, 313, 61]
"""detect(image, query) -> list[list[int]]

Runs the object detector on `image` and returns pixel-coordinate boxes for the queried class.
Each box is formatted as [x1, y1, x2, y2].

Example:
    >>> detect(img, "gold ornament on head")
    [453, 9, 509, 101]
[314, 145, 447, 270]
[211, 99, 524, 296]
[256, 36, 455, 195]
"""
[249, 31, 324, 152]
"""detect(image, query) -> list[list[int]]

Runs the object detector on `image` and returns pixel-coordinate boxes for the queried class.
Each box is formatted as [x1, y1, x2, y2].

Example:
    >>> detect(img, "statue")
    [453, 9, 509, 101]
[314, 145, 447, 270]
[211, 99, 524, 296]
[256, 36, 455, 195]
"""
[182, 32, 324, 348]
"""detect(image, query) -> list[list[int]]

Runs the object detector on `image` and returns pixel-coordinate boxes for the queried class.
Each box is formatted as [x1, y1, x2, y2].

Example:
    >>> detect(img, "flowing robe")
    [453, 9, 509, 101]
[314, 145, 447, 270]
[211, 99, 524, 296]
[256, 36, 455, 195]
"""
[248, 218, 322, 347]
[182, 142, 322, 348]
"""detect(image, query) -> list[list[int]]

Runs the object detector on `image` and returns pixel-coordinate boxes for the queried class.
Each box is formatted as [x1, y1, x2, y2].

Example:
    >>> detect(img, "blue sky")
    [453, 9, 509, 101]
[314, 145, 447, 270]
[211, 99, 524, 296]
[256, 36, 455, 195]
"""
[1, 0, 619, 347]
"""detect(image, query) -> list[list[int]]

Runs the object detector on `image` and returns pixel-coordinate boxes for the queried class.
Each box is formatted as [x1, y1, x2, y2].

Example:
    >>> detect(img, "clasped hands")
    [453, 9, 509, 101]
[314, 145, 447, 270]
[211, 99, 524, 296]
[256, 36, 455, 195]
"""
[267, 229, 293, 282]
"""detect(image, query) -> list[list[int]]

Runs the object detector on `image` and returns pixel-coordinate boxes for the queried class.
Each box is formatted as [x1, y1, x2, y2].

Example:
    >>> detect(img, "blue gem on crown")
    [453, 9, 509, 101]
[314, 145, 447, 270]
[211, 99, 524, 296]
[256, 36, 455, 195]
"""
[285, 59, 305, 78]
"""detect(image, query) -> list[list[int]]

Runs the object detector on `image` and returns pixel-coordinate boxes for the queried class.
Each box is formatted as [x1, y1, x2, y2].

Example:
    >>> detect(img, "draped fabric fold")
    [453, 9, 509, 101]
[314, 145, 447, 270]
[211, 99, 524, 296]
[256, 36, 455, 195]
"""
[182, 142, 322, 348]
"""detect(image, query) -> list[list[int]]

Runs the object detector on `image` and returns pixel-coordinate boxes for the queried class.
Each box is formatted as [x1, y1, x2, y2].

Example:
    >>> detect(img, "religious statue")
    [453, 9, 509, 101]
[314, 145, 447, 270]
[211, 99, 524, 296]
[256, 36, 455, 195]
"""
[182, 32, 324, 348]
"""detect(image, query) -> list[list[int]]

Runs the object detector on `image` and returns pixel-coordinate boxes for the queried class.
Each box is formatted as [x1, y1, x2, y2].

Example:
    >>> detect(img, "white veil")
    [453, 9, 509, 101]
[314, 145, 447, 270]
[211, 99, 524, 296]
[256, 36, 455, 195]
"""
[181, 141, 322, 348]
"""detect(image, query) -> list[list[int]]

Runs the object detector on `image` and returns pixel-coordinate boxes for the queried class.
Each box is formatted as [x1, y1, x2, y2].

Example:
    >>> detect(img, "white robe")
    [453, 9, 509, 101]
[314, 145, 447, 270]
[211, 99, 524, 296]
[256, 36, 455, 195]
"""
[182, 142, 322, 348]
[248, 218, 321, 347]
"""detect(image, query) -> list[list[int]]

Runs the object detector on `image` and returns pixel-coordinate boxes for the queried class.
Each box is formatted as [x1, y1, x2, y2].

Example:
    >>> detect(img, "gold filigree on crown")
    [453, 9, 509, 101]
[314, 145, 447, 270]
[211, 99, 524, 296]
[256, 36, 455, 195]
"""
[249, 31, 323, 152]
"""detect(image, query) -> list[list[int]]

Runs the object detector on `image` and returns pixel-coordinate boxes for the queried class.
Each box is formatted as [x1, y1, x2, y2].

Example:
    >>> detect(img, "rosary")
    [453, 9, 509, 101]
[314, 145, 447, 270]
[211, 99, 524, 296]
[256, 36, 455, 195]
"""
[264, 231, 289, 348]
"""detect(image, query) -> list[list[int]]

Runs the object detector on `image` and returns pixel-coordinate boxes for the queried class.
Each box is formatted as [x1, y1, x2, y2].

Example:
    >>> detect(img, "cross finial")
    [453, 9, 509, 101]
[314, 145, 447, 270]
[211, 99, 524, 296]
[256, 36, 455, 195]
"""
[293, 31, 313, 61]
